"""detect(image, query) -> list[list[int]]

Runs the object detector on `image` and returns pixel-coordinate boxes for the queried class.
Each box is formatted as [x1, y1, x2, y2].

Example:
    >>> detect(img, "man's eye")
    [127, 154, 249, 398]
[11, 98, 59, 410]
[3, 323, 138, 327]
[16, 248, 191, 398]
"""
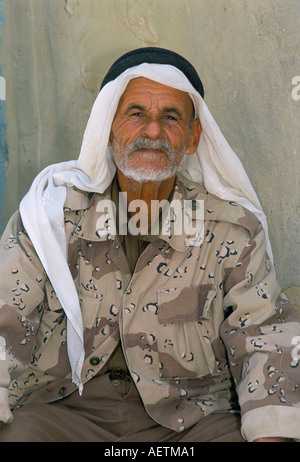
[164, 115, 178, 122]
[130, 112, 144, 118]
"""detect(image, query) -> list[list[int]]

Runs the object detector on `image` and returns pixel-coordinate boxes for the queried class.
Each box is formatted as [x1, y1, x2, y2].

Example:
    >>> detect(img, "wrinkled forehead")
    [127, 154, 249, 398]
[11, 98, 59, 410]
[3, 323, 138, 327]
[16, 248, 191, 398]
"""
[118, 77, 195, 112]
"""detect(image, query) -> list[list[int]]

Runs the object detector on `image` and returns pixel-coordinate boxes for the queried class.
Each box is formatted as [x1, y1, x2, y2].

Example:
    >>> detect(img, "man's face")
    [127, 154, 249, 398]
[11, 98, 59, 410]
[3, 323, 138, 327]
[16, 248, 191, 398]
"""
[109, 77, 201, 182]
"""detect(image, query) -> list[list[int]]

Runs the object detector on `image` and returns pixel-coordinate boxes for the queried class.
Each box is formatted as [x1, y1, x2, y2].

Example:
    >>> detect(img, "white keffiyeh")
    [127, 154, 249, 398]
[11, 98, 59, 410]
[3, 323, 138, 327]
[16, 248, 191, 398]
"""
[19, 63, 272, 393]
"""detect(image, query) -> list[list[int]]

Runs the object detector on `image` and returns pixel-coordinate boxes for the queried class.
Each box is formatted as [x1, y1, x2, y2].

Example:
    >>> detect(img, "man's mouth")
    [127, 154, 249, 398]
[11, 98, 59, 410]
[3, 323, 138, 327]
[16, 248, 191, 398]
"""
[133, 147, 167, 155]
[128, 141, 173, 160]
[128, 139, 173, 154]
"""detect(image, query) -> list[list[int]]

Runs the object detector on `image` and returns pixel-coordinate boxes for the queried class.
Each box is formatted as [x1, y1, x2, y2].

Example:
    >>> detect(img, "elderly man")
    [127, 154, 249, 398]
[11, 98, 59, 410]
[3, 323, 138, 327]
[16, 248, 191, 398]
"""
[0, 48, 299, 442]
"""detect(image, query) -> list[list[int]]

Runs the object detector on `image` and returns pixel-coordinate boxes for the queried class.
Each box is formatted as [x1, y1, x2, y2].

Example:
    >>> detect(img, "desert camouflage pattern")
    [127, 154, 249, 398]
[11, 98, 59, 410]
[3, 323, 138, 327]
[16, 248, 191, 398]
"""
[0, 174, 299, 441]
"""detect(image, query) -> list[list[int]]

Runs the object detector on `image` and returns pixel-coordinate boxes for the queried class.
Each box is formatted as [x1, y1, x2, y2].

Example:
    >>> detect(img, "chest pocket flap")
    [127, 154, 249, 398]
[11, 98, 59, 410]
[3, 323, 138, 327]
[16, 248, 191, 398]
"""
[158, 284, 215, 323]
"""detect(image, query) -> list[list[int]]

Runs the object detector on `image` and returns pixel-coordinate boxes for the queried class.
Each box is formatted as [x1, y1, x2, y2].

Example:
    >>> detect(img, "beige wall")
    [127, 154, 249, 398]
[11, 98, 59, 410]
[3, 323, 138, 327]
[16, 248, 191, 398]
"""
[1, 0, 299, 306]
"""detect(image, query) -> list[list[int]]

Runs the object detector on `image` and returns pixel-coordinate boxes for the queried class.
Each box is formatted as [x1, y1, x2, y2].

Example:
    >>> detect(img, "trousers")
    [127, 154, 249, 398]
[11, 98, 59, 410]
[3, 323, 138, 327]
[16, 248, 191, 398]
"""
[0, 373, 245, 442]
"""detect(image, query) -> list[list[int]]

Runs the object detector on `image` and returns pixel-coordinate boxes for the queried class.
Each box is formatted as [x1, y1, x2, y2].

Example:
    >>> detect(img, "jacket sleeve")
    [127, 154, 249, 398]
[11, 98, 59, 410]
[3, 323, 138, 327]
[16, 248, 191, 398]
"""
[0, 212, 46, 424]
[220, 227, 300, 442]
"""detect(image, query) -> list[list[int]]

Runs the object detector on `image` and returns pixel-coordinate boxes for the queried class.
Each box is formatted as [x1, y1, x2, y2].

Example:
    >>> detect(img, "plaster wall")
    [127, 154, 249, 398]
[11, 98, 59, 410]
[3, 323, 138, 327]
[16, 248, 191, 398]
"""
[0, 0, 299, 306]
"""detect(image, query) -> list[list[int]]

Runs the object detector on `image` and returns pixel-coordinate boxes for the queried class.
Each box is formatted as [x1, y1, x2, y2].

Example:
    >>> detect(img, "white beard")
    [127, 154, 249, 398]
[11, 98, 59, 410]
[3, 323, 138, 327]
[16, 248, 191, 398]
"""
[111, 138, 186, 182]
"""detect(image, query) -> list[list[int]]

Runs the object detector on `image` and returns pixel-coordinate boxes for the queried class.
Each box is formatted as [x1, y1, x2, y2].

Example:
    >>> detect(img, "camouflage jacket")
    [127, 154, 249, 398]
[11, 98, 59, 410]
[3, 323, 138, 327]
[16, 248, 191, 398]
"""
[0, 174, 299, 441]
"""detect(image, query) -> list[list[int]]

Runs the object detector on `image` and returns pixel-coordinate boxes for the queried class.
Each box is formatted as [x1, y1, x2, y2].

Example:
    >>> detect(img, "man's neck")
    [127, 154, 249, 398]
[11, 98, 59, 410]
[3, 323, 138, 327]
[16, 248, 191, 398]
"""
[116, 169, 176, 235]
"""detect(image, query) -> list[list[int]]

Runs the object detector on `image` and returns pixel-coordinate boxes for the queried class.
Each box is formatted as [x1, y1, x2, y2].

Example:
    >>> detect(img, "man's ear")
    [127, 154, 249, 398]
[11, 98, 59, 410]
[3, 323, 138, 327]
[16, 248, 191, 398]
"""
[186, 118, 202, 155]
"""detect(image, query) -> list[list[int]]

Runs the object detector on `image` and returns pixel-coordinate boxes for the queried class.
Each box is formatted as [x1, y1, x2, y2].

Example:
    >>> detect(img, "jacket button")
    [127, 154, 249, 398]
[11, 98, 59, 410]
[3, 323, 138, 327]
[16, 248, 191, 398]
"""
[191, 200, 199, 210]
[58, 387, 66, 397]
[90, 356, 100, 366]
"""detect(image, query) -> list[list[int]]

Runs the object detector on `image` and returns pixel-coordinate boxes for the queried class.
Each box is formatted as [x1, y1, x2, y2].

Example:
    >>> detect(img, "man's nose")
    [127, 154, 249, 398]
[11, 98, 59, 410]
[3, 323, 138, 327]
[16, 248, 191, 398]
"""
[141, 116, 164, 139]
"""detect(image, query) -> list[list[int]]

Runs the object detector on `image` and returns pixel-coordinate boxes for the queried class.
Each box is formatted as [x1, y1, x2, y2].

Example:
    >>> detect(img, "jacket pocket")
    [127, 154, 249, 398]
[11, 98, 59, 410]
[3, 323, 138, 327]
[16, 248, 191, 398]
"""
[33, 284, 103, 375]
[157, 284, 218, 379]
[41, 283, 102, 331]
[37, 283, 102, 355]
[40, 282, 66, 333]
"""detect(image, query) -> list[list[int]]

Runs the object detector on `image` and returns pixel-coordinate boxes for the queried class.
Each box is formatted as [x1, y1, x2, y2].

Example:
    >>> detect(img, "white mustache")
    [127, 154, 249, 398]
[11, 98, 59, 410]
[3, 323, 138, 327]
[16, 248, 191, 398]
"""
[124, 138, 174, 158]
